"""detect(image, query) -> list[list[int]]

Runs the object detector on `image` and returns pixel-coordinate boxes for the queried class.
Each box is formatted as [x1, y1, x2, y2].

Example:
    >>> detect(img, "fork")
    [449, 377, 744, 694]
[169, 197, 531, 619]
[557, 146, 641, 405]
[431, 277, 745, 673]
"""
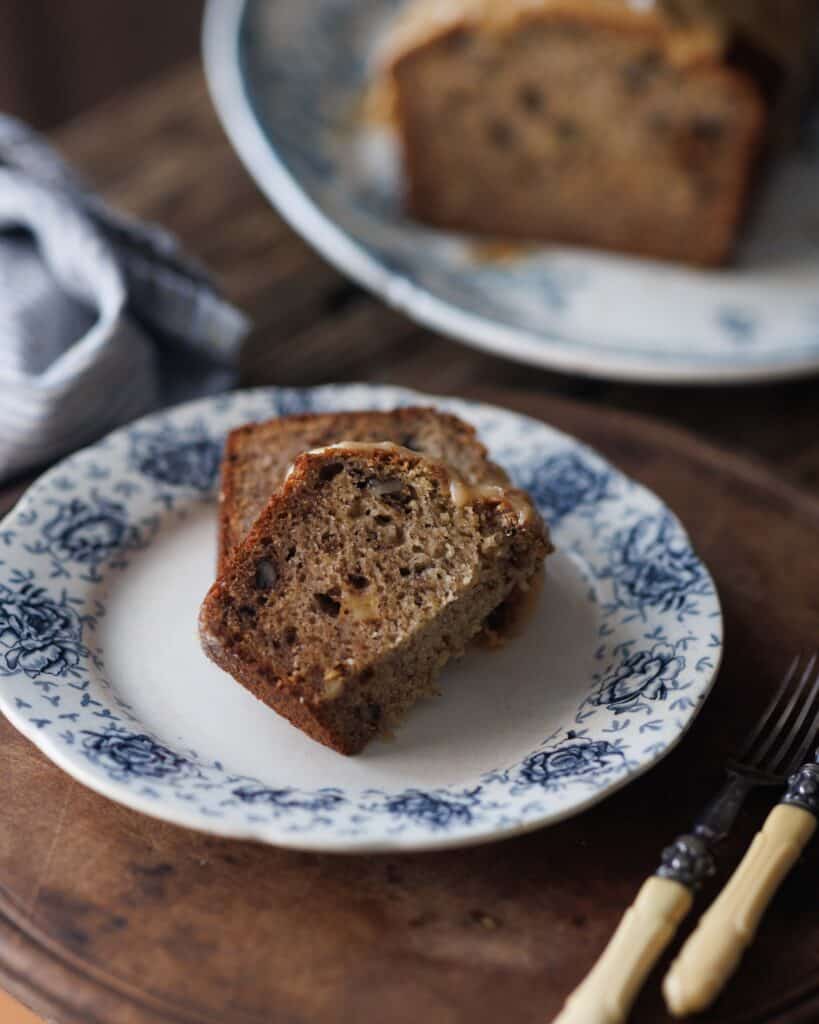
[664, 652, 819, 1016]
[553, 652, 819, 1024]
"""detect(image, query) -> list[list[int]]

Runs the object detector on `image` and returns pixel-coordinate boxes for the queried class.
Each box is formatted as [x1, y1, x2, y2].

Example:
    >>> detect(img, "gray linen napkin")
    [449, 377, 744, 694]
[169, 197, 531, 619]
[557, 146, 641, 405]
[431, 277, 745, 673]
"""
[0, 115, 249, 483]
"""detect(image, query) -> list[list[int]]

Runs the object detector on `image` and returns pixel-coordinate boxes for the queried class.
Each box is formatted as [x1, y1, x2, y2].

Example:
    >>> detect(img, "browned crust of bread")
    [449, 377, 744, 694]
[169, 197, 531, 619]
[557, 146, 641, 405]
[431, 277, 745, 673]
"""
[199, 622, 348, 751]
[390, 5, 766, 267]
[217, 406, 508, 573]
[218, 430, 245, 573]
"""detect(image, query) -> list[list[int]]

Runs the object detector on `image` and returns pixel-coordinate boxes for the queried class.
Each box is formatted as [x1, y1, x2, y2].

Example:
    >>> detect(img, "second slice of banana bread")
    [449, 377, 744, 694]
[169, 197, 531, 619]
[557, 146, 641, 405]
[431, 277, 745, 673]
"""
[218, 406, 509, 572]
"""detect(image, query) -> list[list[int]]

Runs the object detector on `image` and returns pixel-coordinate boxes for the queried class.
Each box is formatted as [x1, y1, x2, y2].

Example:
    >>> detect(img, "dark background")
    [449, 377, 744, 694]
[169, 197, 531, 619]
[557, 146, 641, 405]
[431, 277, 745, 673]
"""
[0, 0, 204, 130]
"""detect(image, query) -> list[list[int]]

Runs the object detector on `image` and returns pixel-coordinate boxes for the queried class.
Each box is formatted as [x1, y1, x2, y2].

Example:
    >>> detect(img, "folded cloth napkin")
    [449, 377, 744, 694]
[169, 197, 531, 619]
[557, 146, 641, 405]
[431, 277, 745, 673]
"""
[0, 115, 249, 484]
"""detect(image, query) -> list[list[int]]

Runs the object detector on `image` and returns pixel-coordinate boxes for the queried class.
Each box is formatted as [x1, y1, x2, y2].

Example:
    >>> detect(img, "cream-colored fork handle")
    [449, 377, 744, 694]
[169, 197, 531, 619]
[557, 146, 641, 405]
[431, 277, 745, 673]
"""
[663, 804, 816, 1018]
[553, 876, 692, 1024]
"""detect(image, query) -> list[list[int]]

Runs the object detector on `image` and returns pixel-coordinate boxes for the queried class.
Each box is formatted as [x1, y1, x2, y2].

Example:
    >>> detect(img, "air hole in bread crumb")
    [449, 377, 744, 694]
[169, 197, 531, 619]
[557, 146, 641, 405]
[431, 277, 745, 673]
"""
[445, 87, 470, 109]
[621, 51, 661, 94]
[554, 117, 579, 141]
[286, 545, 296, 560]
[284, 626, 298, 644]
[381, 483, 416, 509]
[444, 29, 468, 53]
[518, 84, 544, 113]
[399, 566, 410, 577]
[319, 462, 344, 482]
[348, 574, 369, 590]
[386, 524, 405, 547]
[487, 118, 514, 148]
[369, 477, 406, 497]
[254, 558, 278, 590]
[375, 514, 392, 525]
[647, 112, 672, 136]
[314, 593, 341, 618]
[691, 116, 726, 142]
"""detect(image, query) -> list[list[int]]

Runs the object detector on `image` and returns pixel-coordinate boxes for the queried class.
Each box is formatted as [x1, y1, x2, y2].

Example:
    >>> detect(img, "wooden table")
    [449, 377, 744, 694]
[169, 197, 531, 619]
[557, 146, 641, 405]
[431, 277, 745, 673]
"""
[1, 61, 819, 1024]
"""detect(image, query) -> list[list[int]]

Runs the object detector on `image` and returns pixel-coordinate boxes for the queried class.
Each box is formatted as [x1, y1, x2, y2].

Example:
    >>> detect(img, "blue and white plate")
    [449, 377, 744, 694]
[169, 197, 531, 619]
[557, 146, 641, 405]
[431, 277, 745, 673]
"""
[203, 0, 819, 384]
[0, 385, 722, 852]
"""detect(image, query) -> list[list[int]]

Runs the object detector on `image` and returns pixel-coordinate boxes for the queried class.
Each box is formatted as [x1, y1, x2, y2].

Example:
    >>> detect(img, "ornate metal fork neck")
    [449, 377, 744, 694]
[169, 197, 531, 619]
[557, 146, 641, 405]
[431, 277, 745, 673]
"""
[694, 772, 756, 845]
[656, 773, 757, 890]
[782, 756, 819, 816]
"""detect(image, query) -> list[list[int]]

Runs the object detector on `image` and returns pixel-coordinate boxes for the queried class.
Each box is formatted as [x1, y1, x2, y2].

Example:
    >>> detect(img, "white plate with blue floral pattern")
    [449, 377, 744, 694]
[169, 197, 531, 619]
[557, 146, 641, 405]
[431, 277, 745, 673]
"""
[203, 0, 819, 384]
[0, 384, 722, 852]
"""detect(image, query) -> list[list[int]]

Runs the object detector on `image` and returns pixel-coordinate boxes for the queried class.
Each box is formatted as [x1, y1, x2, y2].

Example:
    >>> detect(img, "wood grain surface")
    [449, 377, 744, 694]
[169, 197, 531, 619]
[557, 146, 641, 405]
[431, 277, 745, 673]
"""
[1, 61, 819, 1024]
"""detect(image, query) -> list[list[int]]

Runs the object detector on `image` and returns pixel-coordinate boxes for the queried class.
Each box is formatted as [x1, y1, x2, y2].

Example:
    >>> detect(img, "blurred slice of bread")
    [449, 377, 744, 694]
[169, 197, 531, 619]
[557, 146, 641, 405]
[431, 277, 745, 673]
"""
[380, 0, 818, 264]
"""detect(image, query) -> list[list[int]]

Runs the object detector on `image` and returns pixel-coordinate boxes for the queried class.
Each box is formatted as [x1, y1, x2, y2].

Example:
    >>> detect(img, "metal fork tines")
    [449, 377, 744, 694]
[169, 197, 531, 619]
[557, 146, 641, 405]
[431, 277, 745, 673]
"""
[733, 651, 819, 778]
[691, 652, 819, 849]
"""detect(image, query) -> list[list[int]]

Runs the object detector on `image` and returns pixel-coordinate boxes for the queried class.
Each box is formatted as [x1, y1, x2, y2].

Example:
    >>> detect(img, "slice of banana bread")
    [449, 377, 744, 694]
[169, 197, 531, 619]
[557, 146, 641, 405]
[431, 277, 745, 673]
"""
[218, 406, 509, 571]
[200, 443, 550, 755]
[383, 0, 779, 265]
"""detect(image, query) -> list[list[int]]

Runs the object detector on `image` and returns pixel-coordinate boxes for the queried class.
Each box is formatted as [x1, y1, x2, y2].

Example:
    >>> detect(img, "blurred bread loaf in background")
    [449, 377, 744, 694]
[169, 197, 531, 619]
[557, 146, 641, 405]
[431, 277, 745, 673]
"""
[378, 0, 819, 265]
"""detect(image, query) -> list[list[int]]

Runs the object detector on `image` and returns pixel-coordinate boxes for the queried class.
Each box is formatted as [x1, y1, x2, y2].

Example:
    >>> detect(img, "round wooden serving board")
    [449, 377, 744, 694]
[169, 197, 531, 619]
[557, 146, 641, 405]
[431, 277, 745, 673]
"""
[2, 390, 819, 1024]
